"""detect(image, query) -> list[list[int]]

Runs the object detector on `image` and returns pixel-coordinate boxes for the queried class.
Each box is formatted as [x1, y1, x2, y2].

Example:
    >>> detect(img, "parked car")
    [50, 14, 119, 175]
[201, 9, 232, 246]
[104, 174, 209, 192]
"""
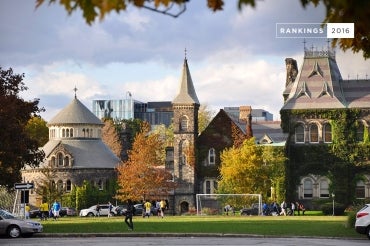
[0, 209, 43, 238]
[29, 209, 41, 219]
[79, 204, 117, 217]
[240, 203, 260, 216]
[355, 204, 370, 239]
[60, 207, 77, 217]
[114, 205, 127, 216]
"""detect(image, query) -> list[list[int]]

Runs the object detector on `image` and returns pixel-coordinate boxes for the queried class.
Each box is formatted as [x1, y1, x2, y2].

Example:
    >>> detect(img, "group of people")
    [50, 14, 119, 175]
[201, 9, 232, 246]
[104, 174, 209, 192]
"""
[124, 199, 169, 231]
[37, 200, 61, 220]
[263, 201, 305, 216]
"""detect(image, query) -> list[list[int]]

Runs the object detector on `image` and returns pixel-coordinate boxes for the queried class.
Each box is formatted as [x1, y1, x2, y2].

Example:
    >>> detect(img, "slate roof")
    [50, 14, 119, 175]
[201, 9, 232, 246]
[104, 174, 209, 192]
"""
[48, 97, 103, 126]
[41, 139, 120, 168]
[173, 58, 200, 105]
[281, 49, 370, 110]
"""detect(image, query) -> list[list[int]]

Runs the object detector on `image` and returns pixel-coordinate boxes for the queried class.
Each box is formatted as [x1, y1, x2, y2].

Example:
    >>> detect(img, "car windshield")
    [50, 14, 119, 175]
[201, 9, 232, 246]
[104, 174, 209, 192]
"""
[0, 209, 16, 219]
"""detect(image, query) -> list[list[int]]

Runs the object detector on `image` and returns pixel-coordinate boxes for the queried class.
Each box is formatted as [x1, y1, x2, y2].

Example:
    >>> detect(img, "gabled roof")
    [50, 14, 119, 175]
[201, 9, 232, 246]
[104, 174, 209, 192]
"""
[282, 49, 346, 110]
[173, 58, 200, 105]
[48, 97, 103, 126]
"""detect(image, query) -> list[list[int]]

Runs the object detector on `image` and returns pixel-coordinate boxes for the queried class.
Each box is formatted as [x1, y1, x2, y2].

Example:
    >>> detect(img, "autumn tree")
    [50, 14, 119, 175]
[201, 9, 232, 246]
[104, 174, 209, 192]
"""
[217, 137, 286, 202]
[36, 0, 370, 59]
[0, 67, 44, 188]
[102, 118, 122, 159]
[116, 121, 175, 202]
[25, 116, 49, 147]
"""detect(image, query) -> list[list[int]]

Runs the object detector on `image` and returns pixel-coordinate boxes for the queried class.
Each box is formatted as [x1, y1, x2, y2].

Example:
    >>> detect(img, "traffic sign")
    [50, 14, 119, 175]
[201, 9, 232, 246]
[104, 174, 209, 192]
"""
[14, 183, 34, 189]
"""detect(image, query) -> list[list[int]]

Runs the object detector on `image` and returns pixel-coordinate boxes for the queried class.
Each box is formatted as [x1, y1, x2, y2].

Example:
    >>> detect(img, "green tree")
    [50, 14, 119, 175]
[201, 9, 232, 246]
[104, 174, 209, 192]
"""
[25, 116, 49, 147]
[36, 0, 370, 59]
[0, 67, 44, 188]
[34, 167, 62, 205]
[218, 138, 286, 202]
[198, 104, 215, 134]
[116, 122, 175, 202]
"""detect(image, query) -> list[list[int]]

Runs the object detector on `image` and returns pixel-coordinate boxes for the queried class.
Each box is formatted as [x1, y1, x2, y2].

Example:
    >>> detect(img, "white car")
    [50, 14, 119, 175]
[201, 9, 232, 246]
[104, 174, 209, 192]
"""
[79, 204, 116, 217]
[355, 204, 370, 239]
[0, 209, 43, 238]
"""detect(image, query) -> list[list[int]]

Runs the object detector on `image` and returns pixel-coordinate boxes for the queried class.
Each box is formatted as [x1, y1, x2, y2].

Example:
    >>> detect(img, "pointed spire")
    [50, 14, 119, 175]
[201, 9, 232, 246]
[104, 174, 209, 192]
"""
[73, 86, 78, 98]
[173, 54, 200, 105]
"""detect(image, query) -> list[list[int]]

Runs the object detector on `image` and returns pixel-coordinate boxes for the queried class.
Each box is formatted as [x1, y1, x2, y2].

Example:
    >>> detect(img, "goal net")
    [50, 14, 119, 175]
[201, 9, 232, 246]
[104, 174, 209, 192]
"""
[196, 193, 262, 216]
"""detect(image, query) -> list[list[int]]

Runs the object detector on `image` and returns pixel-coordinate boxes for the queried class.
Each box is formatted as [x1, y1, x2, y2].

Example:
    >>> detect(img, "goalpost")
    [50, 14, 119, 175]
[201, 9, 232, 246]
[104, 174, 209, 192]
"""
[196, 193, 262, 216]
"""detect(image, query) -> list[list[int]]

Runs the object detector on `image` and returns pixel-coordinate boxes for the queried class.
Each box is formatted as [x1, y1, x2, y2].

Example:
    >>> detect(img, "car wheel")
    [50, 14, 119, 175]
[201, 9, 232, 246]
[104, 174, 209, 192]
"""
[87, 212, 94, 217]
[7, 225, 21, 238]
[366, 226, 370, 240]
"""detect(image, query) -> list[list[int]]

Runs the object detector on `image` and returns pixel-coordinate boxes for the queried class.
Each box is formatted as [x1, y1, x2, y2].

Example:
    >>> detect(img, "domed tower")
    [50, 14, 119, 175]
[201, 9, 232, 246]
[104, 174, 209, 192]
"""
[22, 92, 120, 206]
[172, 56, 200, 214]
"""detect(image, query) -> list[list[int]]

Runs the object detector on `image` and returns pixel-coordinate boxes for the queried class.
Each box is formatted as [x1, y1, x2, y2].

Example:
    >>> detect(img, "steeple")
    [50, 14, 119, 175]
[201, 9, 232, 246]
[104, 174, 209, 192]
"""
[173, 57, 200, 105]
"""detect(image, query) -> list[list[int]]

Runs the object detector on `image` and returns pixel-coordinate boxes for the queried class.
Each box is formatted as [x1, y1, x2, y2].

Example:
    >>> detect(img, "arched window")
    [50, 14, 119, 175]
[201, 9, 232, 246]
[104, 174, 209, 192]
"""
[323, 123, 332, 143]
[357, 122, 364, 142]
[50, 157, 56, 167]
[208, 148, 215, 165]
[66, 180, 72, 192]
[70, 128, 73, 137]
[356, 180, 365, 198]
[62, 128, 66, 138]
[309, 124, 318, 143]
[303, 179, 313, 198]
[57, 153, 63, 166]
[98, 180, 103, 190]
[319, 179, 329, 198]
[64, 156, 69, 167]
[205, 180, 211, 194]
[295, 124, 304, 143]
[90, 129, 93, 138]
[180, 116, 188, 132]
[57, 180, 63, 192]
[66, 128, 70, 137]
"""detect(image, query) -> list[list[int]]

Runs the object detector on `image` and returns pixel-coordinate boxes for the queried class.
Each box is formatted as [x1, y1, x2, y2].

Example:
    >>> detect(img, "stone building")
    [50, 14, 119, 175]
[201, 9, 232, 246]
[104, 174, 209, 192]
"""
[22, 95, 120, 206]
[281, 47, 370, 207]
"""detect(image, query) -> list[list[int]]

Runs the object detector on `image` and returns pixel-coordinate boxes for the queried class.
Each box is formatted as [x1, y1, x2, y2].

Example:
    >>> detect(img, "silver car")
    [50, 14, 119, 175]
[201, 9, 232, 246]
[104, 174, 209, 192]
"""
[0, 209, 43, 238]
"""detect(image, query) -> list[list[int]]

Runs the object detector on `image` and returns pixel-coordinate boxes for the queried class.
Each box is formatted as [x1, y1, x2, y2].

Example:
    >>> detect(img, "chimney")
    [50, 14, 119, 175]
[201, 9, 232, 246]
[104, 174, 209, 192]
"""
[239, 106, 253, 139]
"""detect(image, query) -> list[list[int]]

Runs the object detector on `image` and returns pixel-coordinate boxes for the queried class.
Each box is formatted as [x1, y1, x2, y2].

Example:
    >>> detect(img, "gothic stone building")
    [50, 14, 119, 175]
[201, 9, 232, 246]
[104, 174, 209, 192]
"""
[281, 48, 370, 207]
[22, 96, 120, 206]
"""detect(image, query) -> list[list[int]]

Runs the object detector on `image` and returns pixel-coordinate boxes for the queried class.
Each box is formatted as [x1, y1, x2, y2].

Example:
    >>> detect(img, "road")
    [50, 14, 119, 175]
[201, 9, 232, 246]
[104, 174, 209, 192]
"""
[0, 236, 368, 246]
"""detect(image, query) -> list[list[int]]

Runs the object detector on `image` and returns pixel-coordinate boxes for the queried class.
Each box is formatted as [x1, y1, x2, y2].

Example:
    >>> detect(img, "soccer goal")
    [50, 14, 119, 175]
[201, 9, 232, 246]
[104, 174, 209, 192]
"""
[196, 193, 262, 216]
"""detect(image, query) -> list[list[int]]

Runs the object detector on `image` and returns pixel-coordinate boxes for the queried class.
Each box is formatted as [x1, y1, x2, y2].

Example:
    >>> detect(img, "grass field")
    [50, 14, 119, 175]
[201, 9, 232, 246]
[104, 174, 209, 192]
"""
[37, 214, 363, 239]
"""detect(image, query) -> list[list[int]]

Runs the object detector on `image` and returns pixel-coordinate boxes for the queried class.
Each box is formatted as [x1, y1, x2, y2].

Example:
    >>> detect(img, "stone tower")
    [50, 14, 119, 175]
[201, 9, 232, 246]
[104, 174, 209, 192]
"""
[172, 57, 200, 214]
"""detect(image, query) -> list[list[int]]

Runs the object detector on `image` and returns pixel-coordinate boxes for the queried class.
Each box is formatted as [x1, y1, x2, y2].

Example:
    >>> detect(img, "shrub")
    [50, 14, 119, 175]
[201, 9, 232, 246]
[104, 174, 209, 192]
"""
[321, 202, 346, 215]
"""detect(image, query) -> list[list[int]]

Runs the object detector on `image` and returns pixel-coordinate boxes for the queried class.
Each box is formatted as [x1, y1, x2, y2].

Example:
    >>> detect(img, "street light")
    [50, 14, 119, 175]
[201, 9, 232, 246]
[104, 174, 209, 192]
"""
[332, 193, 335, 216]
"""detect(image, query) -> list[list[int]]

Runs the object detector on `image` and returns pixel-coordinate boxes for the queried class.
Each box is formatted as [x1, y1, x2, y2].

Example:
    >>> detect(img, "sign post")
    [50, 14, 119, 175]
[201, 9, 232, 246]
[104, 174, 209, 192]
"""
[14, 183, 34, 190]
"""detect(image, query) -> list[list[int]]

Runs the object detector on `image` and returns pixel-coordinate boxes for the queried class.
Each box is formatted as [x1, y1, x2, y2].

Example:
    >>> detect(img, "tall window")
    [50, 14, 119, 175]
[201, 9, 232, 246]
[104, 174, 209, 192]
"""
[319, 179, 329, 198]
[205, 180, 211, 194]
[62, 128, 66, 138]
[303, 179, 313, 198]
[64, 156, 70, 167]
[180, 116, 188, 132]
[98, 180, 103, 190]
[50, 157, 56, 167]
[356, 180, 365, 198]
[309, 124, 319, 143]
[57, 180, 63, 192]
[295, 124, 305, 143]
[66, 180, 72, 192]
[357, 122, 364, 142]
[208, 148, 215, 165]
[323, 123, 332, 143]
[57, 153, 63, 166]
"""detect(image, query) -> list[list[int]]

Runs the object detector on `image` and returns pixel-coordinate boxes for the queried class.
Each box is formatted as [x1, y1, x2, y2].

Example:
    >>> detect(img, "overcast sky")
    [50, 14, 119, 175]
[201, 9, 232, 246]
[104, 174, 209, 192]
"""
[1, 0, 369, 121]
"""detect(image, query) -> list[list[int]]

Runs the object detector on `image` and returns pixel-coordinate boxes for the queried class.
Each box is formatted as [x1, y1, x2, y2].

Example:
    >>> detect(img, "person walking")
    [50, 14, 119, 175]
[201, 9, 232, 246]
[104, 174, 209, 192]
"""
[125, 199, 134, 230]
[144, 200, 152, 218]
[96, 203, 101, 217]
[25, 203, 30, 219]
[160, 199, 166, 218]
[52, 200, 61, 220]
[108, 202, 113, 218]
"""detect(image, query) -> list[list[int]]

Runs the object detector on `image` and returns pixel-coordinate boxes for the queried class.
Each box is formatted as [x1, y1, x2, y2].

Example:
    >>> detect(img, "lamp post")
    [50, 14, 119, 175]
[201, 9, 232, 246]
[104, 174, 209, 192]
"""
[332, 193, 335, 216]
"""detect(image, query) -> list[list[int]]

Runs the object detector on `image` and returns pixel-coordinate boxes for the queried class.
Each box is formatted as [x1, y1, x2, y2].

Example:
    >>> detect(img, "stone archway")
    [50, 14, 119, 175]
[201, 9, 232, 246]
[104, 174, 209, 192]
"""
[180, 201, 189, 214]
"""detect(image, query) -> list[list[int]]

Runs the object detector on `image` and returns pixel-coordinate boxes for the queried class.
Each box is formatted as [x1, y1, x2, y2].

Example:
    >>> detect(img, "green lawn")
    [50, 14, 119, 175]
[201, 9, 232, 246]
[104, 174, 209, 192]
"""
[36, 214, 362, 239]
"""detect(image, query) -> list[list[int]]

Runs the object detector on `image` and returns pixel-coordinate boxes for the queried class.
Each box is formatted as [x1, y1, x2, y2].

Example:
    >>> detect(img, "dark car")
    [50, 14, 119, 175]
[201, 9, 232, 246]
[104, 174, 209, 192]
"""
[60, 207, 76, 217]
[240, 203, 260, 216]
[29, 209, 41, 219]
[134, 203, 158, 216]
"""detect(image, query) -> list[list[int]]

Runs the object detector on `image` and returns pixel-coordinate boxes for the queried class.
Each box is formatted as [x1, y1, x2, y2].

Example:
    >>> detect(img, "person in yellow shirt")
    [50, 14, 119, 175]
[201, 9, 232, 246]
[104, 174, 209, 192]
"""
[25, 204, 30, 219]
[143, 200, 152, 218]
[39, 202, 49, 220]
